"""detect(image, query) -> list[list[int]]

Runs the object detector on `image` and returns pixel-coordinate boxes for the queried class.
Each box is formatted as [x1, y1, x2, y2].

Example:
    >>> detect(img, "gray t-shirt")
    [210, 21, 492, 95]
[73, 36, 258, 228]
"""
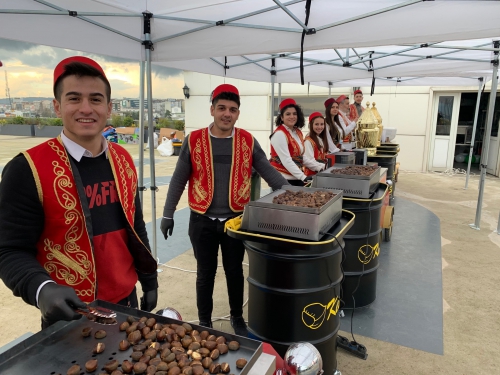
[163, 127, 289, 218]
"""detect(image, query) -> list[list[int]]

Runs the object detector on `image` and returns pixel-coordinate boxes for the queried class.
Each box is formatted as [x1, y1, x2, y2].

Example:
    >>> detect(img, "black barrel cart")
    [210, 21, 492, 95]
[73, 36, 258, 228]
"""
[227, 210, 355, 375]
[341, 183, 388, 308]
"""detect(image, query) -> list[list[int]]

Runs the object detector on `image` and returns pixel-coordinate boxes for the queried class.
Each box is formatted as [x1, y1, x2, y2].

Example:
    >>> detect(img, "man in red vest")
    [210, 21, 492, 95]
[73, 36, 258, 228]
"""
[0, 56, 158, 328]
[160, 84, 288, 336]
[349, 89, 365, 122]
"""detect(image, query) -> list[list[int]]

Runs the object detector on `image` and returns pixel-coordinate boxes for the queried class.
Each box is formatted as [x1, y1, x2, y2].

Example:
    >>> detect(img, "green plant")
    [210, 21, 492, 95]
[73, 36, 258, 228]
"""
[12, 116, 25, 124]
[123, 116, 135, 127]
[165, 110, 172, 119]
[157, 118, 171, 128]
[51, 118, 63, 126]
[173, 120, 185, 131]
[0, 119, 7, 126]
[111, 114, 124, 127]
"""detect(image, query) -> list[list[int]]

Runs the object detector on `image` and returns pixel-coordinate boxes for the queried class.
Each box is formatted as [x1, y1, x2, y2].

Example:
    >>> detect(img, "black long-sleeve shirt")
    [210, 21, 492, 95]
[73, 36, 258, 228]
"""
[163, 130, 289, 218]
[0, 153, 155, 307]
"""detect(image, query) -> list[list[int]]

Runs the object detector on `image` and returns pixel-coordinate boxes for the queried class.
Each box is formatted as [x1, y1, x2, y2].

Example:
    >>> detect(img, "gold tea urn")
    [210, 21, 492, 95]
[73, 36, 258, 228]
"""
[356, 102, 379, 156]
[371, 102, 383, 147]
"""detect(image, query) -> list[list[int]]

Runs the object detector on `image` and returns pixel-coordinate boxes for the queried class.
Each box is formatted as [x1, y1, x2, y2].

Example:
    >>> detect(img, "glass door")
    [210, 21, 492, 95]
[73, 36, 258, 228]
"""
[429, 94, 461, 172]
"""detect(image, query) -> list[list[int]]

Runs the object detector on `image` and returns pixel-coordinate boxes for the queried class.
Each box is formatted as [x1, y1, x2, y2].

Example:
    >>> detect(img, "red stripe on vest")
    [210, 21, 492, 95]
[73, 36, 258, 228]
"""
[188, 127, 254, 214]
[270, 125, 304, 175]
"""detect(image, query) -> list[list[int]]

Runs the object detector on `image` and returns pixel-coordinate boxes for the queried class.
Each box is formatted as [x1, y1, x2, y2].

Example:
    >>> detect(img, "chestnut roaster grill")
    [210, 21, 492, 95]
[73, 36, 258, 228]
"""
[241, 185, 343, 241]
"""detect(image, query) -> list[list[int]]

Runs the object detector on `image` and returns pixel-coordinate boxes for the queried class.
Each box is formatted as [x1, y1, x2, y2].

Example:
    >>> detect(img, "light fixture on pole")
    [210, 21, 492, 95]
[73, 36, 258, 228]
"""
[182, 84, 190, 99]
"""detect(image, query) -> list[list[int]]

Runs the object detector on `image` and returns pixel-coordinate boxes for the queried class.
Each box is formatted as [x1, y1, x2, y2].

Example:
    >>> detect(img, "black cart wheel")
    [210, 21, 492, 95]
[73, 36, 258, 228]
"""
[382, 206, 394, 242]
[384, 226, 392, 242]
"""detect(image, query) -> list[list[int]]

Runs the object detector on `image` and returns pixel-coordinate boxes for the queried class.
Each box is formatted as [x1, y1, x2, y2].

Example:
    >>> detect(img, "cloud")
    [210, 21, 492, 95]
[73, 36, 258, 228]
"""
[0, 38, 183, 79]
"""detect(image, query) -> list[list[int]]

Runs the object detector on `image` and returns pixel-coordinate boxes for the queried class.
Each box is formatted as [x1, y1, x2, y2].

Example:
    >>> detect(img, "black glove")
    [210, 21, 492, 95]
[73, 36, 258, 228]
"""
[160, 218, 174, 240]
[303, 176, 314, 183]
[140, 289, 158, 312]
[38, 282, 87, 325]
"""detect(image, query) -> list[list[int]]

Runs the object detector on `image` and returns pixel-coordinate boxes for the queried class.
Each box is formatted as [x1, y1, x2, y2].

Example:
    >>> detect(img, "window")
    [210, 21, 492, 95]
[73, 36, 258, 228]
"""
[435, 96, 454, 136]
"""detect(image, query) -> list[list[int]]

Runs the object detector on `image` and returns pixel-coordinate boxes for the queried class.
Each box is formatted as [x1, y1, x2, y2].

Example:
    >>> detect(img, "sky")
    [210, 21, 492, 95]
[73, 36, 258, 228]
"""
[0, 38, 184, 100]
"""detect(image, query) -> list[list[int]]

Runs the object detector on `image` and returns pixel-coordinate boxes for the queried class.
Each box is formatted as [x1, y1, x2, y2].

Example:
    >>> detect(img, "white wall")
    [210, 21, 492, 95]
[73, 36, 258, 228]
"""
[183, 71, 482, 172]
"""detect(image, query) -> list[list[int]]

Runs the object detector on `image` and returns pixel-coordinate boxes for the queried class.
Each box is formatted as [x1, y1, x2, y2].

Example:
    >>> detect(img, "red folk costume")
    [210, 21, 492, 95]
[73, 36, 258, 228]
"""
[23, 136, 155, 303]
[303, 136, 326, 176]
[188, 127, 254, 214]
[338, 111, 353, 143]
[270, 124, 304, 175]
[349, 89, 365, 122]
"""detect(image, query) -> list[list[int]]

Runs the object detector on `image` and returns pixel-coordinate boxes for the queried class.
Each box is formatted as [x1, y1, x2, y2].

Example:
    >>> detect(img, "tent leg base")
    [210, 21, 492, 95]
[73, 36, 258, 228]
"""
[469, 223, 480, 230]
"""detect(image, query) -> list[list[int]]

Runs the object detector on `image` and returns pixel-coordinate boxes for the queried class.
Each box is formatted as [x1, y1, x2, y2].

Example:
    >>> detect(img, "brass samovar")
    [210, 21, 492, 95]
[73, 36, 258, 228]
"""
[371, 102, 383, 147]
[356, 102, 379, 156]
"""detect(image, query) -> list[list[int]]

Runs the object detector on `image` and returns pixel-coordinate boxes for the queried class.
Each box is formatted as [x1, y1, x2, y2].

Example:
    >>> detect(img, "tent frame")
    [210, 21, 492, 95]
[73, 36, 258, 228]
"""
[470, 41, 499, 230]
[3, 1, 499, 255]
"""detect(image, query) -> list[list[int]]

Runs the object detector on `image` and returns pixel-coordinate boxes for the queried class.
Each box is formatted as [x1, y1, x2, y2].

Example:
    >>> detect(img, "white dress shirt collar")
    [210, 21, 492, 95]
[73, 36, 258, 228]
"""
[61, 130, 108, 162]
[209, 123, 234, 138]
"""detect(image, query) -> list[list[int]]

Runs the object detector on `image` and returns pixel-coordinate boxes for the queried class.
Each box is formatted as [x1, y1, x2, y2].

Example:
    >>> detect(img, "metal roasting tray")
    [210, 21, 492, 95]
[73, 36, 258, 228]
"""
[0, 300, 263, 375]
[241, 185, 343, 241]
[313, 165, 381, 198]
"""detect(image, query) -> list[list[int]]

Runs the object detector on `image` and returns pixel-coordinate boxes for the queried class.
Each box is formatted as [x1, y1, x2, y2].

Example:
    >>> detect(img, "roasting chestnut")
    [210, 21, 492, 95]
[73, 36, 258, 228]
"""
[66, 364, 81, 375]
[93, 342, 105, 354]
[119, 340, 130, 351]
[85, 359, 98, 372]
[133, 361, 147, 374]
[236, 358, 247, 369]
[103, 359, 119, 372]
[94, 329, 106, 339]
[121, 360, 134, 373]
[219, 362, 230, 373]
[81, 327, 92, 337]
[119, 321, 130, 331]
[227, 341, 240, 350]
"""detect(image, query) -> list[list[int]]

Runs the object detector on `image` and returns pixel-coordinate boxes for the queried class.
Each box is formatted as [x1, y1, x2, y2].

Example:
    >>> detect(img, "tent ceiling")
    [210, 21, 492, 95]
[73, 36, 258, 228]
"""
[1, 1, 500, 62]
[158, 38, 498, 85]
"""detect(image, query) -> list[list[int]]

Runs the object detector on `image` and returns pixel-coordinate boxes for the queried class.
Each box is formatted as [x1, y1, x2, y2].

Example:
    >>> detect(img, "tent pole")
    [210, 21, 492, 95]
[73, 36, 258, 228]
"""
[464, 77, 483, 190]
[271, 59, 276, 134]
[138, 60, 145, 205]
[143, 13, 158, 260]
[329, 81, 332, 96]
[471, 42, 499, 230]
[278, 83, 282, 108]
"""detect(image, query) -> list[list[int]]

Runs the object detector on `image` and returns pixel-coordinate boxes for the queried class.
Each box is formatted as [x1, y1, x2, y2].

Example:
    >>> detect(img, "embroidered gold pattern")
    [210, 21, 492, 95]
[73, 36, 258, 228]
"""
[191, 133, 212, 209]
[109, 145, 129, 213]
[42, 141, 95, 297]
[233, 131, 252, 207]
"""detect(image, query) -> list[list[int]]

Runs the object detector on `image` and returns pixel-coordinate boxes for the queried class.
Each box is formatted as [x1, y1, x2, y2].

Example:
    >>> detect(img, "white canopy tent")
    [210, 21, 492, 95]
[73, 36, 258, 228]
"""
[2, 1, 500, 62]
[160, 39, 497, 84]
[2, 1, 500, 256]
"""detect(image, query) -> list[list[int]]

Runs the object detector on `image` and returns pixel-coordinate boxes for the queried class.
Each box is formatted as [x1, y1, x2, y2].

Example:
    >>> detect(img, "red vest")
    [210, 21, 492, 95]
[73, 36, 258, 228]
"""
[270, 125, 304, 175]
[349, 103, 364, 122]
[188, 127, 254, 214]
[23, 137, 154, 303]
[304, 136, 326, 176]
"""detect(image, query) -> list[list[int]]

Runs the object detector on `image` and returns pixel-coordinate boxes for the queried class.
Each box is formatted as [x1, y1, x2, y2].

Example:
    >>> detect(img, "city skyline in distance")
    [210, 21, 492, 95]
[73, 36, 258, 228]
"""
[0, 38, 185, 100]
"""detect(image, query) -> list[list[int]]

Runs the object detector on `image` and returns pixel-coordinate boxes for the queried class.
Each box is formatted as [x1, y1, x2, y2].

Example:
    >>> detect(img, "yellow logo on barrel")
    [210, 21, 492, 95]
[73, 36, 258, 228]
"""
[358, 243, 380, 264]
[302, 296, 340, 330]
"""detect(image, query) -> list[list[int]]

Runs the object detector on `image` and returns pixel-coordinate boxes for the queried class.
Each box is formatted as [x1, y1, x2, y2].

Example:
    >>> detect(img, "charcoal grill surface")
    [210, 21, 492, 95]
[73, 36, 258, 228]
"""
[313, 166, 381, 198]
[0, 300, 262, 375]
[241, 185, 343, 241]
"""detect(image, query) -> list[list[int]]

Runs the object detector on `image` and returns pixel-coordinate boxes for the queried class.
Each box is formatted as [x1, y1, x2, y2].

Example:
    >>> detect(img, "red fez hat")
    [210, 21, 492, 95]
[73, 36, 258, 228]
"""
[309, 112, 323, 123]
[324, 98, 335, 108]
[54, 56, 107, 88]
[212, 84, 239, 100]
[336, 95, 347, 104]
[279, 98, 296, 110]
[354, 89, 363, 96]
